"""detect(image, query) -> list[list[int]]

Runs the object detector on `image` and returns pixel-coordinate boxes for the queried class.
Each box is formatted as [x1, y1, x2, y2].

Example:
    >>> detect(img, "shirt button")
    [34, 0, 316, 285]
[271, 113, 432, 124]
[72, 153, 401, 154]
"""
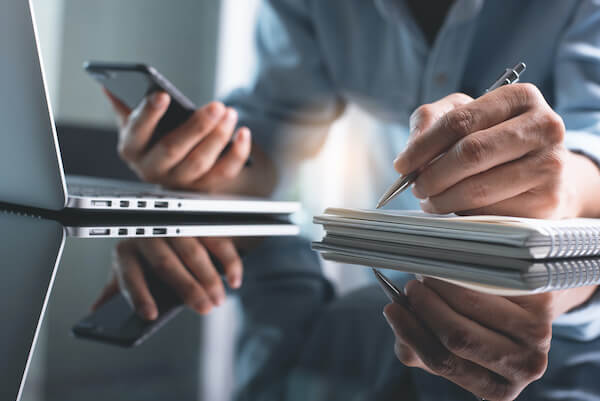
[435, 73, 448, 86]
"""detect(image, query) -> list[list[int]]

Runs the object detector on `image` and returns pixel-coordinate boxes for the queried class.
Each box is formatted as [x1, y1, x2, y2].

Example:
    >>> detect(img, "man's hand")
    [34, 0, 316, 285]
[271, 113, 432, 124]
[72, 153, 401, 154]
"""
[92, 237, 243, 320]
[383, 278, 597, 401]
[104, 89, 276, 196]
[394, 84, 600, 218]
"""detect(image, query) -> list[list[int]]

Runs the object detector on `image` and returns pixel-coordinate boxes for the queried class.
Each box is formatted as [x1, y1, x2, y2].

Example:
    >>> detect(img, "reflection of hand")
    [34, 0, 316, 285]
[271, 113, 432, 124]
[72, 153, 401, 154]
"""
[104, 89, 252, 193]
[92, 237, 243, 320]
[383, 277, 597, 401]
[394, 85, 600, 218]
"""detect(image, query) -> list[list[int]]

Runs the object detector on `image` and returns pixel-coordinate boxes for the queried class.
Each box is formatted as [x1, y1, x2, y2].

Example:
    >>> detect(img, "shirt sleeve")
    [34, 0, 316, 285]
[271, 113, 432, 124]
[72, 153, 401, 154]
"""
[223, 0, 345, 193]
[551, 0, 600, 341]
[554, 0, 600, 168]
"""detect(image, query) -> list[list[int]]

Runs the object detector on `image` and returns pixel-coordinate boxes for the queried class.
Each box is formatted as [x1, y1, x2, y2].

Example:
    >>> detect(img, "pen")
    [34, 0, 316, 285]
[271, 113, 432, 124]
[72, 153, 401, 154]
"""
[375, 62, 527, 209]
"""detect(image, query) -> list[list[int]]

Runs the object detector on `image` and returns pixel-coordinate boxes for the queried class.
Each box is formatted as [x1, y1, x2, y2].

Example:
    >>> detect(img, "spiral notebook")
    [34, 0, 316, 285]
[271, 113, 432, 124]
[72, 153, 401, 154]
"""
[312, 208, 600, 295]
[315, 208, 600, 259]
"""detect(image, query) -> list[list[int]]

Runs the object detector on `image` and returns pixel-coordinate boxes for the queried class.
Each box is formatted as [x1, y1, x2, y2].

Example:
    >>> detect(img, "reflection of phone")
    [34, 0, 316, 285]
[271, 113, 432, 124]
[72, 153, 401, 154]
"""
[72, 267, 183, 348]
[84, 61, 195, 147]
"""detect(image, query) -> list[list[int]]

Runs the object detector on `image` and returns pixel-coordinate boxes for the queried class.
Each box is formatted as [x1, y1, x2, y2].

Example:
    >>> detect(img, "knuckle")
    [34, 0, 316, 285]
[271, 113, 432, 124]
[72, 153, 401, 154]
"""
[466, 180, 490, 206]
[152, 255, 176, 274]
[442, 327, 477, 355]
[182, 285, 205, 306]
[412, 104, 435, 123]
[203, 274, 222, 292]
[157, 139, 180, 160]
[117, 142, 137, 161]
[520, 351, 548, 381]
[541, 111, 565, 144]
[423, 352, 457, 377]
[444, 108, 475, 138]
[456, 136, 487, 166]
[515, 82, 543, 105]
[188, 153, 212, 175]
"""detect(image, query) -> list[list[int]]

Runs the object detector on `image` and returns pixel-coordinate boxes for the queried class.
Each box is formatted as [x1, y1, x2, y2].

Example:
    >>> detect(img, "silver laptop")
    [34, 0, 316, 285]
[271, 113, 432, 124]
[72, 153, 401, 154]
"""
[0, 0, 299, 216]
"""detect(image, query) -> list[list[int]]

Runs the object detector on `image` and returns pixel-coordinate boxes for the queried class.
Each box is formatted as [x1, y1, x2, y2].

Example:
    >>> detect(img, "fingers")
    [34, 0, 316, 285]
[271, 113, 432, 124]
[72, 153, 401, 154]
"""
[164, 108, 239, 186]
[118, 92, 171, 162]
[412, 112, 557, 200]
[383, 302, 515, 401]
[419, 152, 549, 214]
[166, 237, 226, 307]
[201, 237, 244, 289]
[136, 238, 215, 315]
[404, 280, 541, 381]
[136, 102, 228, 181]
[192, 127, 252, 191]
[113, 240, 159, 320]
[407, 93, 473, 145]
[90, 276, 119, 311]
[420, 278, 533, 342]
[395, 83, 548, 175]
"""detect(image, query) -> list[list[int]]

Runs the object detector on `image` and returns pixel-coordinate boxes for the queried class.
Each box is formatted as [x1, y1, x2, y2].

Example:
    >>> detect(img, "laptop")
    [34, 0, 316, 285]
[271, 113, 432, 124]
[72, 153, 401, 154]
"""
[0, 0, 299, 216]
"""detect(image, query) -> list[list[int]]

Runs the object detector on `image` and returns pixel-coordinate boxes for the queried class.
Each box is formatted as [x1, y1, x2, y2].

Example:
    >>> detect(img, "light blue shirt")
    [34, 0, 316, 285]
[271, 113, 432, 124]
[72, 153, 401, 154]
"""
[226, 0, 600, 342]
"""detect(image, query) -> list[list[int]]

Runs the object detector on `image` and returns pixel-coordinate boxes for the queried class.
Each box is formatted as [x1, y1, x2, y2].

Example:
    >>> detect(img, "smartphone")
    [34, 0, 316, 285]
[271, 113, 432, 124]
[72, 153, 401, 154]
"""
[84, 61, 196, 147]
[72, 267, 183, 348]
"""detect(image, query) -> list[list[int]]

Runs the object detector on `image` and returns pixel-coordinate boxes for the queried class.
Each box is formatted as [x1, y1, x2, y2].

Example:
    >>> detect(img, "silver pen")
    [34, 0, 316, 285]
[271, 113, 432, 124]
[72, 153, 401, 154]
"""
[375, 62, 527, 209]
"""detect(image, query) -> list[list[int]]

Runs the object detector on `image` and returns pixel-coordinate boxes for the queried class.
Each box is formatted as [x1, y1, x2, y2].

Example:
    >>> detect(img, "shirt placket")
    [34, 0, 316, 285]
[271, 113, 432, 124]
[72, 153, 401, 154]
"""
[420, 0, 484, 104]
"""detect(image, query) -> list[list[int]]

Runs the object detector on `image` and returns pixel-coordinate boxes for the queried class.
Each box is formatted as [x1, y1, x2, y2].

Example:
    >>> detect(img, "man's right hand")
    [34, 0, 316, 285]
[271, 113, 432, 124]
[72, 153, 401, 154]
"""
[104, 89, 253, 193]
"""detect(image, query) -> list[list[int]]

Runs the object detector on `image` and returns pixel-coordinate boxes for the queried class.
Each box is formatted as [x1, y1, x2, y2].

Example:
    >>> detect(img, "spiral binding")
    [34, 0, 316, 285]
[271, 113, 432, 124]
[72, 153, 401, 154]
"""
[540, 222, 600, 259]
[541, 258, 600, 292]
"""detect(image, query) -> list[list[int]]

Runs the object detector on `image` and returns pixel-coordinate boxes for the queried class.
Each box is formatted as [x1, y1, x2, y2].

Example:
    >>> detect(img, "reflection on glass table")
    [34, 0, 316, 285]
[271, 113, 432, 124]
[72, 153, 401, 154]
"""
[76, 237, 246, 348]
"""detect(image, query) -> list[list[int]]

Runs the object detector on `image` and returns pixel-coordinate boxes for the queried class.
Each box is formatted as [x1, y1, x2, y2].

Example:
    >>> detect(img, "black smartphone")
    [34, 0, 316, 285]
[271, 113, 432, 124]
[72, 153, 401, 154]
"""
[84, 61, 251, 164]
[72, 267, 183, 348]
[84, 61, 195, 147]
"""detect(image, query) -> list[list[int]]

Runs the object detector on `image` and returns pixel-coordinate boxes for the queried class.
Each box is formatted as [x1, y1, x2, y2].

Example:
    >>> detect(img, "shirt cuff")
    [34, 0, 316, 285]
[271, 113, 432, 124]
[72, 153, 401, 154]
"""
[564, 130, 600, 170]
[553, 286, 600, 342]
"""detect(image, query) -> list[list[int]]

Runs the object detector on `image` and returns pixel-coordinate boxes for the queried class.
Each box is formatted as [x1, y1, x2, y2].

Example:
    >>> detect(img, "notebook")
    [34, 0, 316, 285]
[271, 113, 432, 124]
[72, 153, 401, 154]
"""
[312, 208, 600, 295]
[315, 208, 600, 259]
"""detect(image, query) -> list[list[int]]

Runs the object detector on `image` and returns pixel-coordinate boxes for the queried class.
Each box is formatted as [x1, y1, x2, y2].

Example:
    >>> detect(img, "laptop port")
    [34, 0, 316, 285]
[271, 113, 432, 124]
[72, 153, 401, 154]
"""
[154, 201, 169, 208]
[135, 228, 145, 235]
[118, 228, 128, 236]
[120, 200, 130, 208]
[91, 200, 112, 208]
[89, 228, 110, 236]
[137, 201, 147, 208]
[152, 228, 167, 235]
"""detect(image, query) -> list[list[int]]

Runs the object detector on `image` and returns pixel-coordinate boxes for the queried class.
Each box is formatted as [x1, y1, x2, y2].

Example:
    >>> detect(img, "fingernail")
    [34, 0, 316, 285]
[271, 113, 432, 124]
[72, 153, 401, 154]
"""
[228, 274, 241, 289]
[420, 199, 434, 213]
[411, 183, 426, 199]
[207, 102, 225, 118]
[226, 108, 238, 122]
[141, 305, 158, 321]
[393, 152, 407, 174]
[151, 92, 168, 108]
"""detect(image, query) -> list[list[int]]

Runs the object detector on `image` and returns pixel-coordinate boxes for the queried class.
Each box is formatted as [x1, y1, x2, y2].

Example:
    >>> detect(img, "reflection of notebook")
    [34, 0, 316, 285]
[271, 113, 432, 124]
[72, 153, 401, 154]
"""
[312, 208, 600, 295]
[315, 208, 600, 259]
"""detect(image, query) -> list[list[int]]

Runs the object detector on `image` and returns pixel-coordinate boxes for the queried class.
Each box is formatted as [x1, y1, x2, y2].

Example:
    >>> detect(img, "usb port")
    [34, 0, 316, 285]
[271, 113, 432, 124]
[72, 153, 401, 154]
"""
[135, 228, 145, 235]
[154, 201, 169, 209]
[120, 200, 130, 208]
[137, 201, 147, 208]
[91, 200, 112, 208]
[118, 228, 128, 236]
[152, 228, 167, 235]
[90, 228, 110, 236]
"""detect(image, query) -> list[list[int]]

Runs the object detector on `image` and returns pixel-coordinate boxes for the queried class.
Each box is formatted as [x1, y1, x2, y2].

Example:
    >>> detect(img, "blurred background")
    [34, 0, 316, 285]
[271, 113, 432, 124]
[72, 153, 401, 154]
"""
[25, 0, 384, 400]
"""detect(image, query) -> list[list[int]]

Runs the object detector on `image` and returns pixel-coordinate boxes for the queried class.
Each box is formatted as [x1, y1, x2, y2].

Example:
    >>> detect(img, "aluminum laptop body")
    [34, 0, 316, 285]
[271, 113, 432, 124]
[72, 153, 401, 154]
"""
[0, 0, 298, 216]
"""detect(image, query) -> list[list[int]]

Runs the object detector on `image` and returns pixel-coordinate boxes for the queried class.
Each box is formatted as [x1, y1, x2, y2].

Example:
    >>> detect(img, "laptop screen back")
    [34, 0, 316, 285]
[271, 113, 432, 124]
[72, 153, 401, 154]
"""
[0, 0, 67, 210]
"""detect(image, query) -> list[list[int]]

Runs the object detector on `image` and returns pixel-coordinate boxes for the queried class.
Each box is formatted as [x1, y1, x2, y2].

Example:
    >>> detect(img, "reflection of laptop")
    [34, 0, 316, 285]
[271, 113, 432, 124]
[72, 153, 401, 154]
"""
[0, 0, 298, 215]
